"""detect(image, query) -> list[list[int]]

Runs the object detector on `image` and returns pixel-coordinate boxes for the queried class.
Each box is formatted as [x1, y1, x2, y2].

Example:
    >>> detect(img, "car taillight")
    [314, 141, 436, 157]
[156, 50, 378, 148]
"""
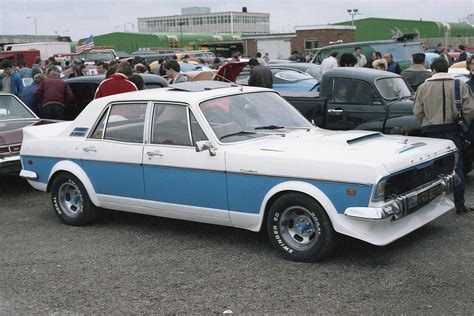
[10, 144, 21, 152]
[0, 146, 10, 154]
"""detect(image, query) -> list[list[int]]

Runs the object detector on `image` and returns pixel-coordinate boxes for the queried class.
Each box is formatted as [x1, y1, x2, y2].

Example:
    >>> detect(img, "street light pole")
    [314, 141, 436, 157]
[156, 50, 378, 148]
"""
[178, 22, 185, 48]
[26, 16, 37, 35]
[346, 9, 358, 27]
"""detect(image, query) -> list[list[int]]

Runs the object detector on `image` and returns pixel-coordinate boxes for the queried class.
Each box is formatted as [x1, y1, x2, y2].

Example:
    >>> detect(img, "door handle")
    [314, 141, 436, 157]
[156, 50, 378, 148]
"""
[83, 146, 97, 152]
[146, 151, 163, 157]
[327, 109, 344, 114]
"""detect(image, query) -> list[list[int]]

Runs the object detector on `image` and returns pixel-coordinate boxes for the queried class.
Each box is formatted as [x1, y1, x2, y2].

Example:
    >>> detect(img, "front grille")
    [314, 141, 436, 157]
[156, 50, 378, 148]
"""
[384, 153, 455, 200]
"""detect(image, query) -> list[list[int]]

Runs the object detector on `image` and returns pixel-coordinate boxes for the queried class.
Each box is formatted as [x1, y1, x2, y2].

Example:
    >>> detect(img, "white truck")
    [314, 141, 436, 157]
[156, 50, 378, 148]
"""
[4, 42, 71, 61]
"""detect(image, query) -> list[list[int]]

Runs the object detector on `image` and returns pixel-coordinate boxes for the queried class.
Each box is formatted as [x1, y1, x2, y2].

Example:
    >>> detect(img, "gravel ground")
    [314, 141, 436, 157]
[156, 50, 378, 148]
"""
[0, 175, 473, 314]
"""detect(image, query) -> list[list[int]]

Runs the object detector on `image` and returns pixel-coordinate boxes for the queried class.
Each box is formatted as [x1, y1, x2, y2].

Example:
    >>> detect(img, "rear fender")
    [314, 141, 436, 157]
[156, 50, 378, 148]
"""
[47, 160, 99, 206]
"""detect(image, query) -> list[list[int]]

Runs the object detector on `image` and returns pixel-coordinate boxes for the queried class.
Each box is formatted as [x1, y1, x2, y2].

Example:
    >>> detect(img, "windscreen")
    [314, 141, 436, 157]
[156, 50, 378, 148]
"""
[0, 95, 36, 120]
[199, 92, 312, 143]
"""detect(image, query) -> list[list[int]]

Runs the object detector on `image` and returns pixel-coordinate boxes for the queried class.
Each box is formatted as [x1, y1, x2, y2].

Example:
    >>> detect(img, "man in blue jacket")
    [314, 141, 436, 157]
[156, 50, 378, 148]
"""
[0, 60, 24, 97]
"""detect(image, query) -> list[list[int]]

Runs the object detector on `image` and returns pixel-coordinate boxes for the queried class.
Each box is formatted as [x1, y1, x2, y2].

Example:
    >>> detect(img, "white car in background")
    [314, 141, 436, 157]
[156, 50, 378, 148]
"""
[20, 81, 458, 262]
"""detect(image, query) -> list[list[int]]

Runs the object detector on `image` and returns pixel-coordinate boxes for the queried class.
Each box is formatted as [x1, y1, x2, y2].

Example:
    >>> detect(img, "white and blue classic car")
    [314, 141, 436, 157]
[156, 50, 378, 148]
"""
[20, 81, 458, 262]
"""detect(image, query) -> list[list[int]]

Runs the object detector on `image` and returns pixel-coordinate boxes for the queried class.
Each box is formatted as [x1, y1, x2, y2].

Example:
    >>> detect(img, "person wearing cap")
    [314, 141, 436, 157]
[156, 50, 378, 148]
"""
[248, 58, 273, 89]
[400, 53, 432, 92]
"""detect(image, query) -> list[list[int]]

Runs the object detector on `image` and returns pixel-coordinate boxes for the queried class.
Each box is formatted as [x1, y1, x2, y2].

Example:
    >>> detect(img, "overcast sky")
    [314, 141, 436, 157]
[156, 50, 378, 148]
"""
[1, 0, 472, 41]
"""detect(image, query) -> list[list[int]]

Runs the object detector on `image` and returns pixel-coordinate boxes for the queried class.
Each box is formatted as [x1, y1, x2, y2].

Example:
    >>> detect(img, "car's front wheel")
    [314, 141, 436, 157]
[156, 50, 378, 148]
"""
[267, 193, 336, 262]
[50, 172, 96, 226]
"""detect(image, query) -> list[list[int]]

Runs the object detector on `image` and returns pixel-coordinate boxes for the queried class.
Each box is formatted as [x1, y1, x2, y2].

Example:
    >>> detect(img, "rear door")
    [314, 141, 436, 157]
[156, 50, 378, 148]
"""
[81, 102, 148, 201]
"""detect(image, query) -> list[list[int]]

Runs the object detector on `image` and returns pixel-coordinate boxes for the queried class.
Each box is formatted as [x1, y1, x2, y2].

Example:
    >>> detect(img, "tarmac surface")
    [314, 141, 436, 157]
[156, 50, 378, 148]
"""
[0, 175, 473, 314]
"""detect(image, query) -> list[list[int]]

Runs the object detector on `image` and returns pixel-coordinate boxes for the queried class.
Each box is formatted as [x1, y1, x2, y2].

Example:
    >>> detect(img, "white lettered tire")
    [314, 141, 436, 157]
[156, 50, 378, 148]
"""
[267, 193, 336, 262]
[51, 172, 96, 226]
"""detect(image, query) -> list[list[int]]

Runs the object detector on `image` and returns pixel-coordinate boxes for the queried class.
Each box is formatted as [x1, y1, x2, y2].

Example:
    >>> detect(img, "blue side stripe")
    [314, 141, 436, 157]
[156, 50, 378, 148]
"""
[21, 156, 373, 214]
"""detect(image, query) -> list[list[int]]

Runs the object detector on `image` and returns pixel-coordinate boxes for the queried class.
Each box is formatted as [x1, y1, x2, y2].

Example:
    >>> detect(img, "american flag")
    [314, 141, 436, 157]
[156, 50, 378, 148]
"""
[76, 35, 94, 54]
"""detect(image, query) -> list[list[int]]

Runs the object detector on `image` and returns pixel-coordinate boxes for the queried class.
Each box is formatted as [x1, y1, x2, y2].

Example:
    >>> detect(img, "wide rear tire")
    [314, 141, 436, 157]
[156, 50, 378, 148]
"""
[50, 172, 96, 226]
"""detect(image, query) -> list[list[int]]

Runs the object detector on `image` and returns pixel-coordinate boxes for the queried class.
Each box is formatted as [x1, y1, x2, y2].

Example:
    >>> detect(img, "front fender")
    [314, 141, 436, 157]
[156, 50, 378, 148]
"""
[230, 180, 338, 232]
[48, 160, 99, 207]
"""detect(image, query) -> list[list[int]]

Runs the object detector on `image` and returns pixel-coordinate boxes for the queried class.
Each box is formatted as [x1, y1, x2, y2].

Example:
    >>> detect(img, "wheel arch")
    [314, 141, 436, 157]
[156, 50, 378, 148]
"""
[257, 181, 338, 232]
[46, 160, 99, 207]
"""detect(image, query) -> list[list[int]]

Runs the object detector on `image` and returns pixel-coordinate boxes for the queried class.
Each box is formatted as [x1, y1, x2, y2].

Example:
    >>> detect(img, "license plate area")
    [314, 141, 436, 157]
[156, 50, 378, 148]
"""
[406, 184, 443, 215]
[418, 184, 442, 205]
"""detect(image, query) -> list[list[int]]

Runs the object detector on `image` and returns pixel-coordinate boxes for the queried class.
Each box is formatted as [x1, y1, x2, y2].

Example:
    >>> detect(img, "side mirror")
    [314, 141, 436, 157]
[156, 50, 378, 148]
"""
[195, 140, 216, 156]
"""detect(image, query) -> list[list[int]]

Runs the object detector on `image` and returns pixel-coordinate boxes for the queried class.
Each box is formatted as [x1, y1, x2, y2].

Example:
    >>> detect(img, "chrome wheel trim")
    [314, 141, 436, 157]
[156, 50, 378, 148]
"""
[57, 182, 83, 218]
[279, 206, 321, 251]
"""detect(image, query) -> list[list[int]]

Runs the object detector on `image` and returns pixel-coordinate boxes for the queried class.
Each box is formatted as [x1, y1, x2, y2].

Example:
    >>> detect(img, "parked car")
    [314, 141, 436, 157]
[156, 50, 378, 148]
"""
[0, 92, 57, 175]
[311, 34, 424, 71]
[423, 52, 440, 68]
[20, 81, 457, 262]
[215, 62, 319, 96]
[448, 61, 469, 80]
[83, 49, 118, 64]
[267, 63, 322, 81]
[285, 67, 417, 134]
[64, 73, 168, 120]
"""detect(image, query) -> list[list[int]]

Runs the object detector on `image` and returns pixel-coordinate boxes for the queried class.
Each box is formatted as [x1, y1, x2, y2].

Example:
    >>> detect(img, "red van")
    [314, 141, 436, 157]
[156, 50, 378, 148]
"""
[0, 50, 40, 67]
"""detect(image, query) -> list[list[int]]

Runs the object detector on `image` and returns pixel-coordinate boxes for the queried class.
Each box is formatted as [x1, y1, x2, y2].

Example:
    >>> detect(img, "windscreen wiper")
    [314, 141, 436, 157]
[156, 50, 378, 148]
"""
[254, 125, 285, 130]
[219, 131, 256, 140]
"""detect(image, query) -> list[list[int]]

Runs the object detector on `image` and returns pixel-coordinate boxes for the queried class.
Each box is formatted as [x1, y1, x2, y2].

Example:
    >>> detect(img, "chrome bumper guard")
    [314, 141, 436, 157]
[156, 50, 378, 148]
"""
[345, 173, 458, 220]
[19, 169, 38, 180]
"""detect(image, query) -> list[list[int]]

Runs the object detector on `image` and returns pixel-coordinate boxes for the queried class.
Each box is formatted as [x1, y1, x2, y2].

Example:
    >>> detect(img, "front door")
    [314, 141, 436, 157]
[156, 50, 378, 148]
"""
[142, 102, 229, 222]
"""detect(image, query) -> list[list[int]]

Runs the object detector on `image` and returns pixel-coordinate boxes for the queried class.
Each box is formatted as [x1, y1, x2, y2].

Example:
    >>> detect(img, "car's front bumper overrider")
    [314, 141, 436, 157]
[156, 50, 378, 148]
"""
[345, 172, 458, 220]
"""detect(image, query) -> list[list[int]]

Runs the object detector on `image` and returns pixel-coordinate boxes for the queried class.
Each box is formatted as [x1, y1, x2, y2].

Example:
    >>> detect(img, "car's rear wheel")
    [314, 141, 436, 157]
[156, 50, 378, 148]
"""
[267, 193, 336, 262]
[51, 172, 96, 226]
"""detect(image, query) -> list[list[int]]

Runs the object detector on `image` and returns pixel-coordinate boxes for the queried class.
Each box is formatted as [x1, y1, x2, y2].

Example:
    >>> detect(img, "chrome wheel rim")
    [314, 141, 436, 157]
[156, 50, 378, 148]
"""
[279, 206, 320, 251]
[58, 182, 83, 217]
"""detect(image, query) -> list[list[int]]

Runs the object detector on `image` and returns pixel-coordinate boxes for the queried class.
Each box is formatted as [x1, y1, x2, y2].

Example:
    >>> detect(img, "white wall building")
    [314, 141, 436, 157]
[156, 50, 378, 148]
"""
[138, 7, 270, 35]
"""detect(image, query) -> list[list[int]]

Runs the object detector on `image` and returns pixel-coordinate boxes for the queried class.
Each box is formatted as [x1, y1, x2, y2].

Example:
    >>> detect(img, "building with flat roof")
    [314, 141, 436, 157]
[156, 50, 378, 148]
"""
[138, 7, 269, 35]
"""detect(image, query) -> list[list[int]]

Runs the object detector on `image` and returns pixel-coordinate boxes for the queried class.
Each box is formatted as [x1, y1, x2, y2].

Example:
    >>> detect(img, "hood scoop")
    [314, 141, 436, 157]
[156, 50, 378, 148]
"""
[346, 132, 382, 145]
[396, 141, 426, 154]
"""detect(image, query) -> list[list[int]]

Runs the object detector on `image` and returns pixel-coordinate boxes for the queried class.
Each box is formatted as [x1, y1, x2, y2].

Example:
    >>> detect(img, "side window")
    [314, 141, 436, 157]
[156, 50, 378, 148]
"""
[91, 108, 109, 139]
[351, 81, 379, 104]
[91, 103, 147, 143]
[331, 78, 352, 103]
[151, 103, 192, 146]
[331, 78, 378, 104]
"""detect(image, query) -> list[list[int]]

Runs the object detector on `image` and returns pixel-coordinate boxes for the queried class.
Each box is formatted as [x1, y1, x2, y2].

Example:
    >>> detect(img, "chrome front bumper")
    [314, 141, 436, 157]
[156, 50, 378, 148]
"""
[345, 172, 458, 220]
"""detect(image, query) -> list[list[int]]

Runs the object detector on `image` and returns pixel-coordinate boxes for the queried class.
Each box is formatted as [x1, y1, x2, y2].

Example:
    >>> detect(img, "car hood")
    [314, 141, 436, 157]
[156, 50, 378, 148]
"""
[224, 129, 456, 184]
